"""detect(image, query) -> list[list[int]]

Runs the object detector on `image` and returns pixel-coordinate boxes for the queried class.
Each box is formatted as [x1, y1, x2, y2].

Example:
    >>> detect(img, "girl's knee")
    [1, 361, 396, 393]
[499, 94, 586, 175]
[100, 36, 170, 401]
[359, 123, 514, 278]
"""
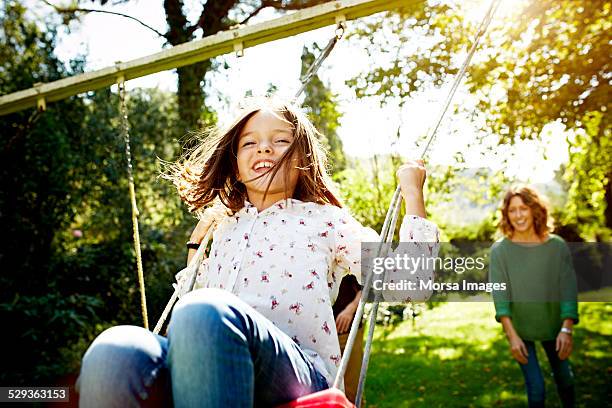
[78, 326, 168, 406]
[82, 326, 164, 374]
[170, 289, 242, 338]
[86, 325, 163, 358]
[173, 289, 235, 322]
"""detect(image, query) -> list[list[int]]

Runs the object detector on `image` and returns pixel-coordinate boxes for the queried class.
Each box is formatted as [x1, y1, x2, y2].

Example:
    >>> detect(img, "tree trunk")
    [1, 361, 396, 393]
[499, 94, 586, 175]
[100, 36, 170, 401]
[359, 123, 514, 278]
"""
[177, 61, 211, 133]
[163, 0, 239, 132]
[606, 170, 612, 230]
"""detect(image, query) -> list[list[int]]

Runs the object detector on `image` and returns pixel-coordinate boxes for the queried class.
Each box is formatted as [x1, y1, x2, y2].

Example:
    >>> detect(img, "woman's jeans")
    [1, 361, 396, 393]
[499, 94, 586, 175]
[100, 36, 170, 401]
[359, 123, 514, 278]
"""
[519, 340, 575, 408]
[76, 288, 329, 407]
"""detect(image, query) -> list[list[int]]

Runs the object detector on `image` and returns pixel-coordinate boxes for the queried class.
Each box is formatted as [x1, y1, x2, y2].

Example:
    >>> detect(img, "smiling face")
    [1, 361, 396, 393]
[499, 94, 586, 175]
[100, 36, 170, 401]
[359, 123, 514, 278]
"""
[236, 109, 300, 204]
[507, 195, 535, 235]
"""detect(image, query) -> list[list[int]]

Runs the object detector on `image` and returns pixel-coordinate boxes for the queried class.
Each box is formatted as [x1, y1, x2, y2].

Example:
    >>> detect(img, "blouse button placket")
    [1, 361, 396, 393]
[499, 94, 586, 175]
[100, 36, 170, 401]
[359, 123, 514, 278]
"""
[227, 207, 259, 291]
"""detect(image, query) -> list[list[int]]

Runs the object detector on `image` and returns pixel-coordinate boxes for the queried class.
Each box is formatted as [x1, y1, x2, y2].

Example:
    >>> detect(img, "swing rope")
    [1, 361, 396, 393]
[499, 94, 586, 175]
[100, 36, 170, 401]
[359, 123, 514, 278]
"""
[118, 78, 149, 330]
[331, 1, 503, 405]
[294, 20, 346, 99]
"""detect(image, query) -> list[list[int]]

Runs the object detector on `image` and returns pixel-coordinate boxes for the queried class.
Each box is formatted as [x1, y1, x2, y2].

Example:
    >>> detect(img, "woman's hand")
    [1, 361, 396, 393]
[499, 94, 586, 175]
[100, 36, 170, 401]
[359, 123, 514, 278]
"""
[397, 159, 427, 218]
[508, 334, 529, 364]
[556, 332, 573, 360]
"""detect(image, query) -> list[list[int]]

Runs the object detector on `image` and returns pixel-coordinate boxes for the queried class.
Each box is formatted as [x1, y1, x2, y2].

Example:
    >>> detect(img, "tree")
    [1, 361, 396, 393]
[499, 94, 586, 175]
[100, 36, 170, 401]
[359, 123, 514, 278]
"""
[44, 0, 335, 131]
[347, 0, 611, 238]
[300, 44, 346, 173]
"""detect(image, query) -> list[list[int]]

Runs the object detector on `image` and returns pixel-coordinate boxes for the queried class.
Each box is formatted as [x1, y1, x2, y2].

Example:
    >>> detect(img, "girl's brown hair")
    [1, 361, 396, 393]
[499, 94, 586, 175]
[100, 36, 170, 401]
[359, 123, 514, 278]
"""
[165, 97, 343, 213]
[498, 185, 552, 238]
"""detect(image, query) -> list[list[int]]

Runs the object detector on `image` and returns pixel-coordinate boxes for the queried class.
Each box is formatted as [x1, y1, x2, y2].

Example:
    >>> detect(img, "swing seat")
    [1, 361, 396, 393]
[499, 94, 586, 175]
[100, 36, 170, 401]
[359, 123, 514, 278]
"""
[277, 388, 355, 408]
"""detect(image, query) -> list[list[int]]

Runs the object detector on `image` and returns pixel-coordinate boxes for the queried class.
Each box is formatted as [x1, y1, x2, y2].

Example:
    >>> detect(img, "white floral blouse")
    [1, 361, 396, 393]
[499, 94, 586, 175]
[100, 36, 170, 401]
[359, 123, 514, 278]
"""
[175, 198, 439, 386]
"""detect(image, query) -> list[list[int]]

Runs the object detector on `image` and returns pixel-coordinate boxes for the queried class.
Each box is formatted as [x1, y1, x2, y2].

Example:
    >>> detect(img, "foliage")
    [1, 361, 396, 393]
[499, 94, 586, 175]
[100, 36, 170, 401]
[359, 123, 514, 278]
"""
[561, 112, 612, 241]
[346, 1, 467, 102]
[348, 0, 611, 240]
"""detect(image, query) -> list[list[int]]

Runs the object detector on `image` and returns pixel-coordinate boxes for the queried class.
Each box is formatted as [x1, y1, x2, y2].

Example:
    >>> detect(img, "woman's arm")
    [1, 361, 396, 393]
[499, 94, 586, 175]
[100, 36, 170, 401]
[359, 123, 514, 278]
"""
[556, 318, 574, 360]
[557, 242, 577, 360]
[500, 316, 529, 364]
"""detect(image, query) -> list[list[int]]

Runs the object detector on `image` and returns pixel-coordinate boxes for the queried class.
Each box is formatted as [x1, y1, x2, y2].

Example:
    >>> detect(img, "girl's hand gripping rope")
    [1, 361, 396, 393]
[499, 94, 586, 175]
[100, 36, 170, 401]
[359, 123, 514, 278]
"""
[397, 159, 427, 218]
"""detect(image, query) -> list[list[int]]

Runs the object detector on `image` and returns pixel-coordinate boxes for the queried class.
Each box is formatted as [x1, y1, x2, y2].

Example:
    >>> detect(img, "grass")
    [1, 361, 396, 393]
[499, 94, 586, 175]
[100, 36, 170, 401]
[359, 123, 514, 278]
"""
[363, 302, 612, 407]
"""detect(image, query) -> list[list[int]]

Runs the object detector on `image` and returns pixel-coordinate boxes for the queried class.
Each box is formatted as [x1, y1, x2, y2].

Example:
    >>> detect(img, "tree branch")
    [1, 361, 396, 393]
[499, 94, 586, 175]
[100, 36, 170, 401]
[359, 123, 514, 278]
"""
[239, 4, 266, 25]
[40, 0, 166, 38]
[190, 0, 332, 36]
[164, 0, 191, 44]
[260, 0, 331, 11]
[189, 0, 238, 37]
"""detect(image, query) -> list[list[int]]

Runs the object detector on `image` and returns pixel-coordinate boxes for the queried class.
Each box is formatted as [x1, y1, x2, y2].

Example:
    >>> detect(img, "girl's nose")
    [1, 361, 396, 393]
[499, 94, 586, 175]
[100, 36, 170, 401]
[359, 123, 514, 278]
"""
[257, 143, 272, 154]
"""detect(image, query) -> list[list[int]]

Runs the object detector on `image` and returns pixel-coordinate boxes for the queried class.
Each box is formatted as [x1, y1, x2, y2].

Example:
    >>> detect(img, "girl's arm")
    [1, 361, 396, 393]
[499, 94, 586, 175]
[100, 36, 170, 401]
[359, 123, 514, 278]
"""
[185, 203, 228, 265]
[331, 159, 438, 298]
[335, 290, 362, 334]
[187, 218, 211, 265]
[396, 159, 427, 218]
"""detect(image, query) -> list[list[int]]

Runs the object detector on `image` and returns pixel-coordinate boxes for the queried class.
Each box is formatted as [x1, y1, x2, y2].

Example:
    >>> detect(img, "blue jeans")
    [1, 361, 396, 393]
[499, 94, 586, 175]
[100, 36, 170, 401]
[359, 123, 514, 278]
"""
[519, 340, 575, 408]
[77, 288, 328, 407]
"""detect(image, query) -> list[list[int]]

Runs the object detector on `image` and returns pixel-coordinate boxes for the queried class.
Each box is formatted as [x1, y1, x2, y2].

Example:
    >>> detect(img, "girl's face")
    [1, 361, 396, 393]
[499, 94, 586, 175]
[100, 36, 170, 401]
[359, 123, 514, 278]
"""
[507, 195, 534, 234]
[236, 109, 299, 200]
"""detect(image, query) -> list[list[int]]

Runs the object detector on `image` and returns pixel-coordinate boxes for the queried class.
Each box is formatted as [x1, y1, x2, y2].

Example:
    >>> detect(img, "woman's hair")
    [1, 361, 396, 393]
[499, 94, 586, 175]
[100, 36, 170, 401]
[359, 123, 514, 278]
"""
[498, 185, 553, 238]
[164, 97, 343, 213]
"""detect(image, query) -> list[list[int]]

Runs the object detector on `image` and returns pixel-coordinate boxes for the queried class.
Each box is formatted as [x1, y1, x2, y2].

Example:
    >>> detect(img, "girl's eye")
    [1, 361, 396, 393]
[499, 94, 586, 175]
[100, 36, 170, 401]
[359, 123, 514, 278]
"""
[242, 141, 255, 147]
[276, 139, 291, 144]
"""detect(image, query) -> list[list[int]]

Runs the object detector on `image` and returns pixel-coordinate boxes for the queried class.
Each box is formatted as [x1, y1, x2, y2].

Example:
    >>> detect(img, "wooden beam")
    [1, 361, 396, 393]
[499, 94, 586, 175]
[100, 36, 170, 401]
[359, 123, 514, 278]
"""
[0, 0, 412, 116]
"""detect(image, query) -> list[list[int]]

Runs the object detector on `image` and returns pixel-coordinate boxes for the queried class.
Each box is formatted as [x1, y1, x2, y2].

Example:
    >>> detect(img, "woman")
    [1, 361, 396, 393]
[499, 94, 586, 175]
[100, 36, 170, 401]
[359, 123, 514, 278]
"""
[490, 185, 578, 408]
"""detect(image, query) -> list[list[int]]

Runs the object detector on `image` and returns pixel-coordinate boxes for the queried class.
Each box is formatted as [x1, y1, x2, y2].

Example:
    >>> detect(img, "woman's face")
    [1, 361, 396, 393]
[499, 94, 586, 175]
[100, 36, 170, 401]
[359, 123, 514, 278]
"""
[236, 109, 299, 199]
[507, 195, 534, 234]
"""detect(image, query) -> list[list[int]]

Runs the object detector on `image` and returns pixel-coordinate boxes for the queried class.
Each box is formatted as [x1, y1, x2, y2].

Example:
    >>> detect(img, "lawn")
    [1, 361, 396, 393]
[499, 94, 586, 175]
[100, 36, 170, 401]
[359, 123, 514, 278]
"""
[364, 302, 612, 407]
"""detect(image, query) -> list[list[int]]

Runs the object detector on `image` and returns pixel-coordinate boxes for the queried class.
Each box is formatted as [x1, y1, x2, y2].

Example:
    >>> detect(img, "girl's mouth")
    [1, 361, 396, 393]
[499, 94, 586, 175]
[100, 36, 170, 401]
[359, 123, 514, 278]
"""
[252, 160, 276, 173]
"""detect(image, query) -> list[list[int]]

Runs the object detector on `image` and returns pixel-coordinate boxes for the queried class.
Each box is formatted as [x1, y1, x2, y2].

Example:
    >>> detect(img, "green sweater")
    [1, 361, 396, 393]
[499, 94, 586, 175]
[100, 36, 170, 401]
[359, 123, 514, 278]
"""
[490, 234, 579, 341]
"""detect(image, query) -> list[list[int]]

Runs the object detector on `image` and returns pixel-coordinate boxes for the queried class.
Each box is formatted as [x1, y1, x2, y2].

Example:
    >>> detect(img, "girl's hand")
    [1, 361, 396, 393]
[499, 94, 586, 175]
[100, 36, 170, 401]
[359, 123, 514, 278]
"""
[508, 334, 529, 364]
[397, 159, 426, 193]
[397, 159, 427, 218]
[189, 202, 227, 244]
[556, 332, 573, 360]
[190, 217, 214, 245]
[335, 308, 354, 334]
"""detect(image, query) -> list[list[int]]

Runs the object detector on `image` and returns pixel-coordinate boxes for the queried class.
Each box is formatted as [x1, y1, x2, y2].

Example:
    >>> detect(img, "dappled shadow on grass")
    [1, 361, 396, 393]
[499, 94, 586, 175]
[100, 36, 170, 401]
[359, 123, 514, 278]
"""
[364, 333, 526, 407]
[363, 303, 611, 408]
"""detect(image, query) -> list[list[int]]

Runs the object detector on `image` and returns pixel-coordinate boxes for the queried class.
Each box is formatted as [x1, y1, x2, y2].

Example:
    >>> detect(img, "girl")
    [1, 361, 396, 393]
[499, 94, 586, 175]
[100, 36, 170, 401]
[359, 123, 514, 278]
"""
[490, 185, 578, 408]
[77, 98, 439, 407]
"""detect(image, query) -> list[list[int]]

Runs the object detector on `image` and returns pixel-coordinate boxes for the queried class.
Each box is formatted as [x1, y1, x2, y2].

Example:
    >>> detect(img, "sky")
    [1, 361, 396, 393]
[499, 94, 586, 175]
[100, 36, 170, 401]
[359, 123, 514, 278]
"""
[23, 0, 570, 183]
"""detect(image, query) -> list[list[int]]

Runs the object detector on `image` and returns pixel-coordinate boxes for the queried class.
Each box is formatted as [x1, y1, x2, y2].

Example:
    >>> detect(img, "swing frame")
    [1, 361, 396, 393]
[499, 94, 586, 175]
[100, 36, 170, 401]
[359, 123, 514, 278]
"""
[0, 0, 413, 116]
